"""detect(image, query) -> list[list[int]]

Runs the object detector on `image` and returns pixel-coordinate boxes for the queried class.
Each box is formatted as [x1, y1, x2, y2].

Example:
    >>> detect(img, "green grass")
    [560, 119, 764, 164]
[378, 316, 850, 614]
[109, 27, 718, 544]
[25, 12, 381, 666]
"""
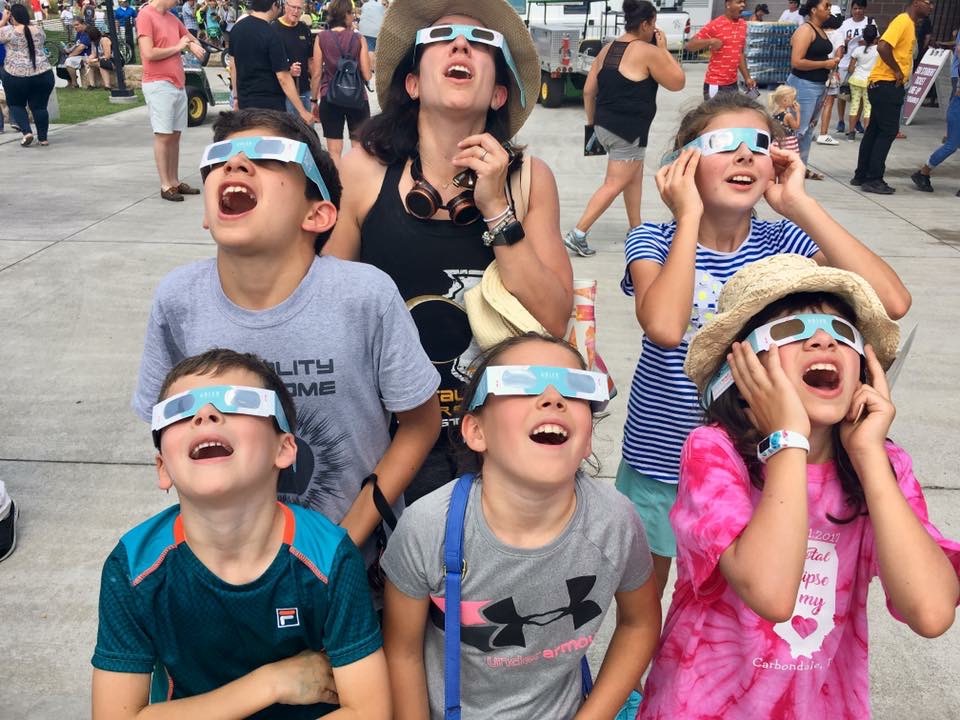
[55, 86, 145, 124]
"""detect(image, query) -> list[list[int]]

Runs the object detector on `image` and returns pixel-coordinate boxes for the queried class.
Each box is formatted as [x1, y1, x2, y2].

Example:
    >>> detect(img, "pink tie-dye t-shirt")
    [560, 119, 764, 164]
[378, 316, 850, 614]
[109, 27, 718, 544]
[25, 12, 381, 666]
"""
[640, 426, 960, 720]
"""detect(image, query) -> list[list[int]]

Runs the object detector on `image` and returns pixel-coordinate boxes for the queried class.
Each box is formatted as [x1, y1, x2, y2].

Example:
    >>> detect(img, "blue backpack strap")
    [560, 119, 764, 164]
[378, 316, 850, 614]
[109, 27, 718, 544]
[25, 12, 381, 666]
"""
[443, 473, 475, 720]
[581, 655, 593, 697]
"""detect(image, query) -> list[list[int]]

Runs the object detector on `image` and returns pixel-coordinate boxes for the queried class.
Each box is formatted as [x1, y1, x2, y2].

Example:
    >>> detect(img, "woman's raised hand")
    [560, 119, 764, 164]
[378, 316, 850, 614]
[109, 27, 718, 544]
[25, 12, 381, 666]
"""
[654, 148, 703, 221]
[729, 341, 811, 438]
[764, 145, 808, 215]
[453, 133, 511, 219]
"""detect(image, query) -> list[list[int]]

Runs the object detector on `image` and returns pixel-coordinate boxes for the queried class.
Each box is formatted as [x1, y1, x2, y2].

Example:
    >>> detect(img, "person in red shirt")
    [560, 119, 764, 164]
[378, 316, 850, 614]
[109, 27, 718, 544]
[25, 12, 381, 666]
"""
[686, 0, 757, 100]
[136, 0, 206, 202]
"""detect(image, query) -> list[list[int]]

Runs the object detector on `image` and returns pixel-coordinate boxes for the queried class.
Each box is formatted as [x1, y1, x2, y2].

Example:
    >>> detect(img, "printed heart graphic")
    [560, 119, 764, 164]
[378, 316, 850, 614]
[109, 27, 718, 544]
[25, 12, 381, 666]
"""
[791, 615, 818, 639]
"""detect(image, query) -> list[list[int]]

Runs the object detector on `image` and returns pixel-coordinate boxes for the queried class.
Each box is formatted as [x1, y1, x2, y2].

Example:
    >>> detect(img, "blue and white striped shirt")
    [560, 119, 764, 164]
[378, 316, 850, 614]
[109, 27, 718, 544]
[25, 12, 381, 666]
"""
[621, 219, 820, 483]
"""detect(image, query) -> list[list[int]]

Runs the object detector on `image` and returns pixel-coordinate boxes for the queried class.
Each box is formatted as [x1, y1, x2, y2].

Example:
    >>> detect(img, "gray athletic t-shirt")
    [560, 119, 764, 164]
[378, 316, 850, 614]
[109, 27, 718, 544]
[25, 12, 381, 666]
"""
[381, 472, 653, 719]
[133, 255, 440, 538]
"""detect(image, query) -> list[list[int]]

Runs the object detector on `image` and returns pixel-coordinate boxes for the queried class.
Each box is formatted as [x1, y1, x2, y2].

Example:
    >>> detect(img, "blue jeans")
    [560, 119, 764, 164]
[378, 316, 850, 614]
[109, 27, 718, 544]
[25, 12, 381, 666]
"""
[786, 74, 828, 165]
[285, 91, 312, 117]
[929, 92, 960, 168]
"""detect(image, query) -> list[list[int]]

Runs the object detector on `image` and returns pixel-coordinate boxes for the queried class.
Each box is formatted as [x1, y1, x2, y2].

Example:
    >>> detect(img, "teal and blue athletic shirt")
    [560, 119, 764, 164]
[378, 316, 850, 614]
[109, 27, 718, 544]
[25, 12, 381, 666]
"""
[92, 503, 382, 719]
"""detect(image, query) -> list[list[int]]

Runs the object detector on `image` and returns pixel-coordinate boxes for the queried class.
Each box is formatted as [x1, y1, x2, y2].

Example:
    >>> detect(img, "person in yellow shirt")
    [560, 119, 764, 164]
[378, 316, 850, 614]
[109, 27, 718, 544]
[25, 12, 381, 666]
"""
[852, 0, 933, 193]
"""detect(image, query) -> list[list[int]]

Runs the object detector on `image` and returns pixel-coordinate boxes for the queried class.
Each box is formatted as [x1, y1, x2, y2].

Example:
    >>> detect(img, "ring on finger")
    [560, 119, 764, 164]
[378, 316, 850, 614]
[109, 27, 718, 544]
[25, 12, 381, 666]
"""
[480, 149, 489, 161]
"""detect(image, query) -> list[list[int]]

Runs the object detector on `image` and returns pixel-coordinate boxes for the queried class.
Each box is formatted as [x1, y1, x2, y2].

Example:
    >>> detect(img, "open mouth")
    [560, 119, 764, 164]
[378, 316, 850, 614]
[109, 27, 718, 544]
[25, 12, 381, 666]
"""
[189, 440, 235, 460]
[445, 64, 473, 80]
[802, 363, 840, 392]
[219, 185, 257, 215]
[529, 423, 568, 446]
[727, 174, 756, 187]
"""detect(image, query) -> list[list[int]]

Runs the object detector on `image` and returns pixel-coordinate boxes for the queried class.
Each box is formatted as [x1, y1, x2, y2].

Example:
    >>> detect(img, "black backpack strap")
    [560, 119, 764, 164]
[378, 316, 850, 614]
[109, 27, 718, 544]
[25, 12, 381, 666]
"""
[361, 473, 397, 530]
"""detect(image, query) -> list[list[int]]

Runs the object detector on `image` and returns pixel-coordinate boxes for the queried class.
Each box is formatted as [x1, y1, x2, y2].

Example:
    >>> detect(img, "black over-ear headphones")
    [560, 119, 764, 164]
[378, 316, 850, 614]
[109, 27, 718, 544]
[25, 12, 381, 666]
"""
[405, 157, 481, 226]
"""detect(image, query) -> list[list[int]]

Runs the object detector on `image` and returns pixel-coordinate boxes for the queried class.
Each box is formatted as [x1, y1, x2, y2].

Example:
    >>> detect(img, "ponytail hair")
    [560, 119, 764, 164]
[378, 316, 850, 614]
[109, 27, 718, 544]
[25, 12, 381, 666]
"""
[10, 4, 37, 69]
[623, 0, 656, 32]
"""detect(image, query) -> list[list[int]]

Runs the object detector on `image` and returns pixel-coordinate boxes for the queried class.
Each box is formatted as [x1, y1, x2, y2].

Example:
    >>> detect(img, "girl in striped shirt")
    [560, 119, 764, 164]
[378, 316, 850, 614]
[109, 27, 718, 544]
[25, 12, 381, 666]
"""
[618, 92, 910, 601]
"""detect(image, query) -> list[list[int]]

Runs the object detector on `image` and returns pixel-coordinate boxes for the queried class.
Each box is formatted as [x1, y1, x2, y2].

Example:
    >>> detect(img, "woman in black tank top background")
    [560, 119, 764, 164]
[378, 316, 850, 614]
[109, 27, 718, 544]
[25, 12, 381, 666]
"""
[785, 0, 843, 175]
[323, 0, 573, 503]
[565, 0, 685, 257]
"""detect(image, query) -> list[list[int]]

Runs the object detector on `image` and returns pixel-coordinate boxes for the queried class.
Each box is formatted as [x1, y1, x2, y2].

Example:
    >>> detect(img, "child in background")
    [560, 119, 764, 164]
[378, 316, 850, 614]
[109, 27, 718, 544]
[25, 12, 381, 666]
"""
[92, 349, 389, 719]
[381, 333, 662, 719]
[619, 92, 910, 599]
[768, 84, 800, 153]
[640, 255, 960, 718]
[846, 23, 879, 139]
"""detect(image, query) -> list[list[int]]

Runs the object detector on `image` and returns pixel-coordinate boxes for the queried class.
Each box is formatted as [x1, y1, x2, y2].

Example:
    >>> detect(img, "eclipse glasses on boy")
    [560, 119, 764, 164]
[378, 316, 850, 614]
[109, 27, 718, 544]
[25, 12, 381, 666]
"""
[151, 385, 292, 449]
[414, 25, 527, 108]
[469, 365, 610, 413]
[660, 128, 771, 167]
[701, 313, 866, 408]
[198, 136, 331, 201]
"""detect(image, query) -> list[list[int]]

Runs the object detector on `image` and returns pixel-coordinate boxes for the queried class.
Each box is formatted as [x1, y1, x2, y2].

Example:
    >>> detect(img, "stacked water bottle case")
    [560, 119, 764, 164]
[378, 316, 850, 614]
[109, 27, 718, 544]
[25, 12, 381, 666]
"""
[745, 22, 794, 87]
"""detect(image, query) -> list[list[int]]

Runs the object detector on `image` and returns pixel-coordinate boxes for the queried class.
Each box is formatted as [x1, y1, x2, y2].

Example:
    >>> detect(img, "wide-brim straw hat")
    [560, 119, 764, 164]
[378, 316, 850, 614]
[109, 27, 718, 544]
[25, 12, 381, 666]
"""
[464, 261, 545, 349]
[685, 254, 900, 392]
[375, 0, 540, 138]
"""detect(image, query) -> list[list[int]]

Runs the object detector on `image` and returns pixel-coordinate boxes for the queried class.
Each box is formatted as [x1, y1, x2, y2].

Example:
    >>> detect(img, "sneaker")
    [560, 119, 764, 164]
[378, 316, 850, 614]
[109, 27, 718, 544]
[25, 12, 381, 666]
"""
[0, 501, 19, 563]
[861, 180, 895, 195]
[910, 171, 934, 192]
[845, 131, 856, 140]
[856, 121, 864, 132]
[815, 134, 840, 145]
[563, 229, 596, 257]
[850, 176, 863, 186]
[836, 120, 845, 133]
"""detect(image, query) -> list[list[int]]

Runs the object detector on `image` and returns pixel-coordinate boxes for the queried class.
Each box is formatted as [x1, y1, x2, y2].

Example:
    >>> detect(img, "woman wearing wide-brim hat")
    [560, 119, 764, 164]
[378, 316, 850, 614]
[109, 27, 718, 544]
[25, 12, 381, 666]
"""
[323, 0, 573, 503]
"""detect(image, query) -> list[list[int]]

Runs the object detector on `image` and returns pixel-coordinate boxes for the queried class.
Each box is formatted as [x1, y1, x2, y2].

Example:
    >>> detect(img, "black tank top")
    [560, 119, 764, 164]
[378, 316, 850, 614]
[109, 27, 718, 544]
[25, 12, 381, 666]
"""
[360, 161, 494, 429]
[792, 23, 832, 83]
[594, 40, 659, 144]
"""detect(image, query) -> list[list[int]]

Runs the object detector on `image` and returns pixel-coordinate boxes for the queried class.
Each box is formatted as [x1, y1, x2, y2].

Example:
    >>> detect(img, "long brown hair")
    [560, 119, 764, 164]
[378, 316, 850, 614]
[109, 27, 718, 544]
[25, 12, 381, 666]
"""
[703, 292, 869, 524]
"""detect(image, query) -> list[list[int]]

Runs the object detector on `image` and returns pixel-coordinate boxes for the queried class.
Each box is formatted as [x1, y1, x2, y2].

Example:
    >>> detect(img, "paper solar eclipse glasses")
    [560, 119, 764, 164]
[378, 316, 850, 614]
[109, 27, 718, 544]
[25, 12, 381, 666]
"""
[702, 313, 865, 408]
[469, 365, 610, 413]
[199, 136, 331, 200]
[151, 385, 292, 449]
[414, 24, 527, 108]
[661, 127, 772, 166]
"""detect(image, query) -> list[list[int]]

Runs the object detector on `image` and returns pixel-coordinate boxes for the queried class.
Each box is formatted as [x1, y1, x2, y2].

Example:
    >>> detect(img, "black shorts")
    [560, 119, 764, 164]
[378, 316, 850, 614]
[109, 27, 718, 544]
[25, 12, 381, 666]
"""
[318, 97, 370, 140]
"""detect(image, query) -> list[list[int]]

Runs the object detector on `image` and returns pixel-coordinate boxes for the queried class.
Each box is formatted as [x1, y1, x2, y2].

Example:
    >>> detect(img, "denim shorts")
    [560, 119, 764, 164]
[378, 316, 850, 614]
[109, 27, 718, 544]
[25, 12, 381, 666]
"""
[594, 125, 646, 162]
[615, 459, 678, 557]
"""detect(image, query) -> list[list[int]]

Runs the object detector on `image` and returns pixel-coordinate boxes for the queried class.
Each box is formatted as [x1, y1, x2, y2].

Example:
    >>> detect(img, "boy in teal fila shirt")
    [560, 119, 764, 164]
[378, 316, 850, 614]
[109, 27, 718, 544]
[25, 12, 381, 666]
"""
[91, 349, 389, 720]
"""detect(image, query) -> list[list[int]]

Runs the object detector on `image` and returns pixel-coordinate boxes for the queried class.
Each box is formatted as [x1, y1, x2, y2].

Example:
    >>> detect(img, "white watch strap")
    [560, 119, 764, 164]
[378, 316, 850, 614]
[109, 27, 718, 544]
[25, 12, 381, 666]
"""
[757, 430, 810, 464]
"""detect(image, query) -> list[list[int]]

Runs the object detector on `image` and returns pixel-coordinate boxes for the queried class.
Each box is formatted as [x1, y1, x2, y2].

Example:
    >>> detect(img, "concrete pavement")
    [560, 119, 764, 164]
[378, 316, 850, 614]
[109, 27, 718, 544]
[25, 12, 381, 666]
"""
[1, 64, 958, 718]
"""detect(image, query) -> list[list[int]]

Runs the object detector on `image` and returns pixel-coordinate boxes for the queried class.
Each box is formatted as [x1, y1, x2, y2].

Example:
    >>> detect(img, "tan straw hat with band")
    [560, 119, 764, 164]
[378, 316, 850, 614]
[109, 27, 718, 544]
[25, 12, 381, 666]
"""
[464, 261, 546, 348]
[684, 255, 900, 393]
[375, 0, 541, 138]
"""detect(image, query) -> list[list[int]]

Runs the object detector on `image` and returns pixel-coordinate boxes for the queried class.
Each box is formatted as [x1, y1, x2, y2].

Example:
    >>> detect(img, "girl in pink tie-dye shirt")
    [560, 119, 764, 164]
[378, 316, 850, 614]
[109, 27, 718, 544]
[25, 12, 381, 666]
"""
[640, 255, 960, 719]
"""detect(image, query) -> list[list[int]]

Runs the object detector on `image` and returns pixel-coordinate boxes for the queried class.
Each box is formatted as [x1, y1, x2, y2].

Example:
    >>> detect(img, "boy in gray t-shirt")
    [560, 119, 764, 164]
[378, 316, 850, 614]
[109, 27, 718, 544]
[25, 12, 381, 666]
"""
[133, 109, 441, 564]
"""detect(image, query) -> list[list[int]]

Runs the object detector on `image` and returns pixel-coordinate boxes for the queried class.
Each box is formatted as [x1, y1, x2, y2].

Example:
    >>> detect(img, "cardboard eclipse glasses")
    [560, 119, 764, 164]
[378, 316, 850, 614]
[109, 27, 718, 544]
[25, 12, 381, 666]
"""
[151, 385, 291, 449]
[702, 313, 865, 408]
[414, 24, 526, 108]
[199, 136, 331, 201]
[470, 365, 610, 413]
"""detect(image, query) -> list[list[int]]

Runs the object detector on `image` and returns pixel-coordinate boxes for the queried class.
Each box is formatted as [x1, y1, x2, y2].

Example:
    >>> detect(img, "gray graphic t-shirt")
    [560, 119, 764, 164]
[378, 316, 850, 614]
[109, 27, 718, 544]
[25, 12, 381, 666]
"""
[381, 472, 653, 719]
[133, 255, 440, 540]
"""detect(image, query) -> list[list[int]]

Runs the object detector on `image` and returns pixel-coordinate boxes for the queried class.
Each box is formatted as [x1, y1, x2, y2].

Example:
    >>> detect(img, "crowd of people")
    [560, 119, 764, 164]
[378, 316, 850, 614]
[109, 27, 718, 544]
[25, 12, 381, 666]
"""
[2, 0, 960, 717]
